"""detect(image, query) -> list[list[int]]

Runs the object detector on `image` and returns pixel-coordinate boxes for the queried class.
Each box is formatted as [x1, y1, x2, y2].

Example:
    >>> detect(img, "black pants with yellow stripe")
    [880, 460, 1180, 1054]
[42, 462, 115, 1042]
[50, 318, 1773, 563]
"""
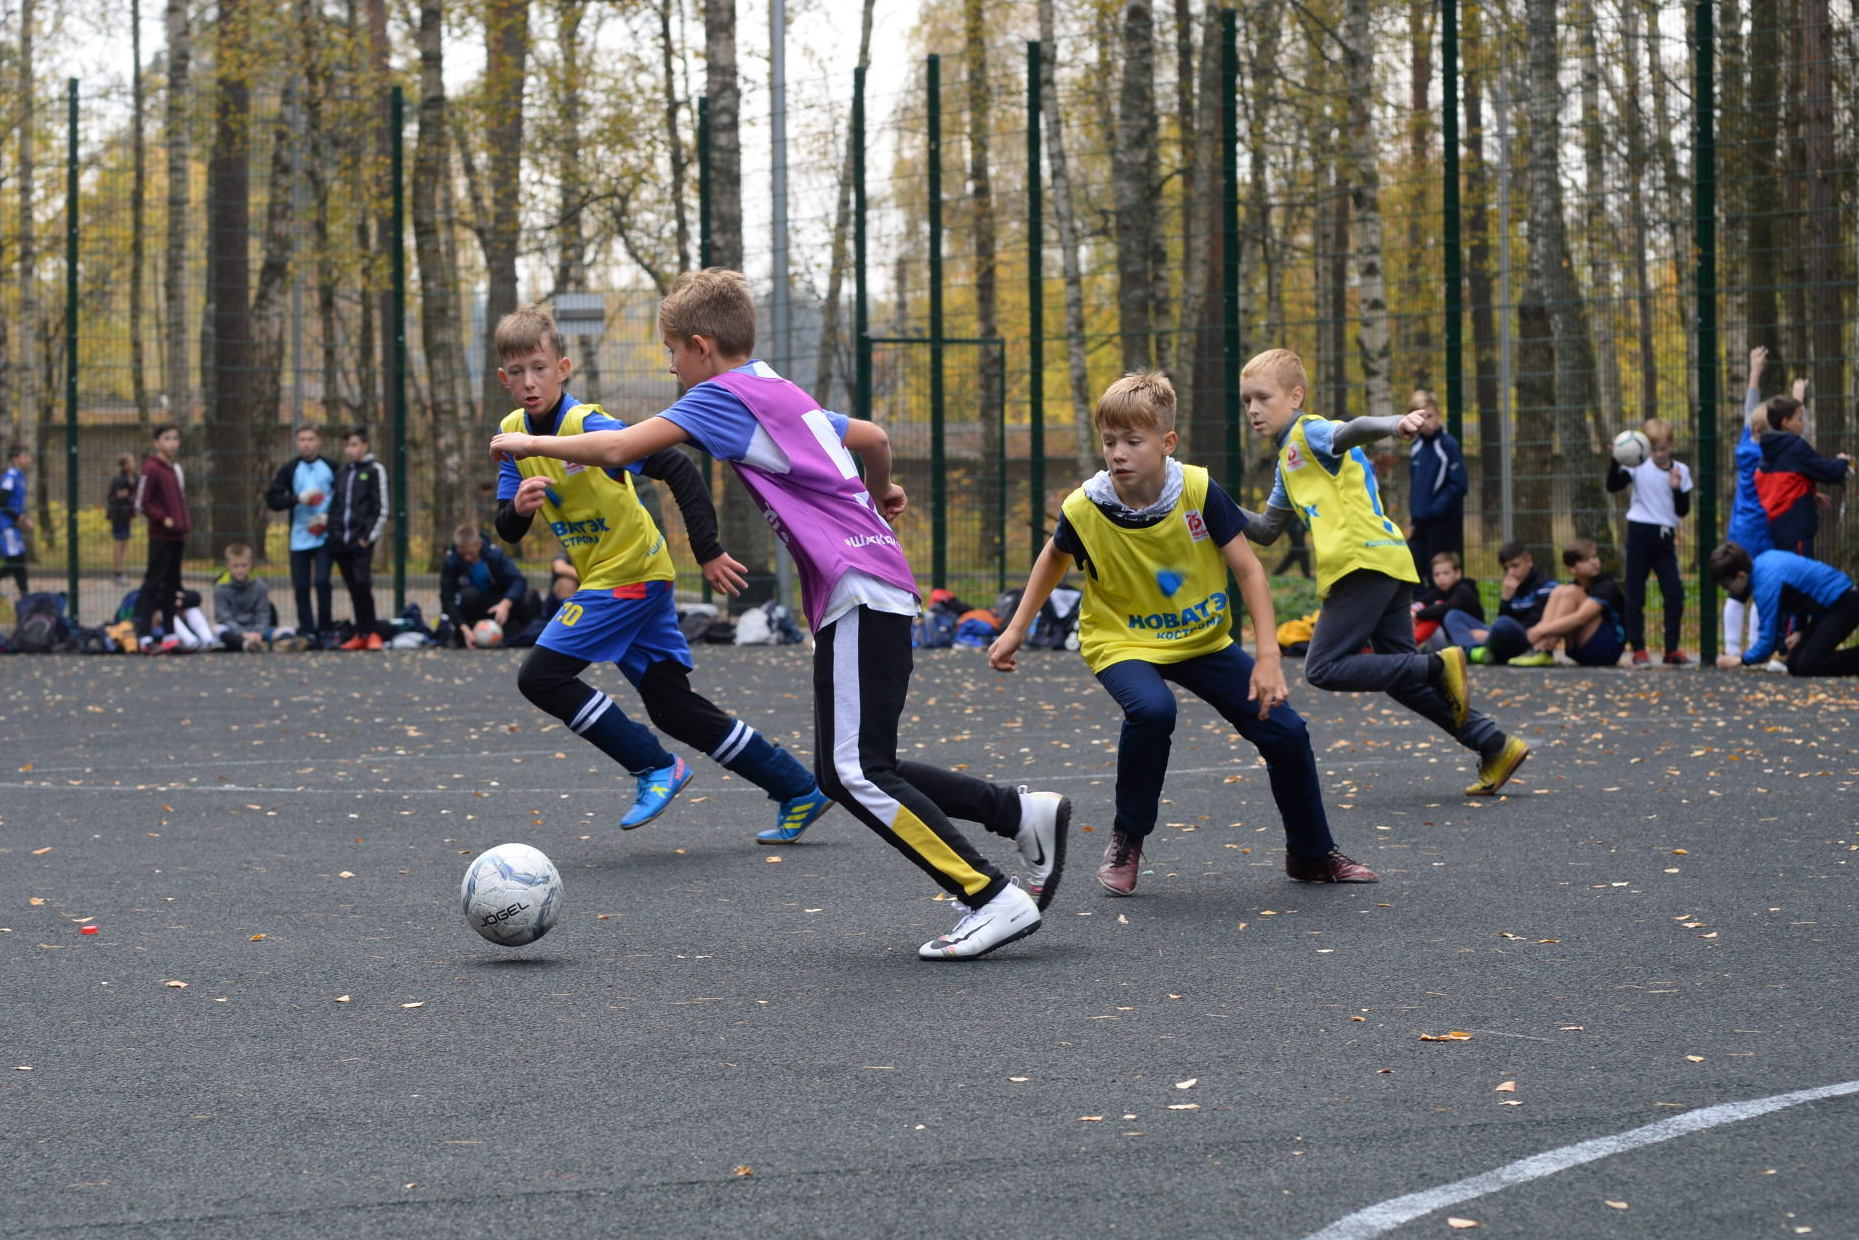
[812, 606, 1021, 907]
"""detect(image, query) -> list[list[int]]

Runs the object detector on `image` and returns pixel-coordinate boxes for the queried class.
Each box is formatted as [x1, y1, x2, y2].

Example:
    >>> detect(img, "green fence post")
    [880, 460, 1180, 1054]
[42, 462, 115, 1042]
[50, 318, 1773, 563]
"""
[65, 78, 79, 611]
[1220, 10, 1240, 499]
[390, 85, 408, 613]
[854, 67, 871, 422]
[928, 54, 946, 589]
[1442, 0, 1463, 442]
[1694, 0, 1719, 663]
[1026, 41, 1044, 565]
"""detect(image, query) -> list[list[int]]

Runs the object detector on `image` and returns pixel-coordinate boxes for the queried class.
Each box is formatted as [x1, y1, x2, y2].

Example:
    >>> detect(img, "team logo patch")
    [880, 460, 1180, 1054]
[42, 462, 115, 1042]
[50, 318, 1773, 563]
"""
[563, 461, 586, 475]
[1184, 508, 1209, 542]
[1283, 443, 1306, 471]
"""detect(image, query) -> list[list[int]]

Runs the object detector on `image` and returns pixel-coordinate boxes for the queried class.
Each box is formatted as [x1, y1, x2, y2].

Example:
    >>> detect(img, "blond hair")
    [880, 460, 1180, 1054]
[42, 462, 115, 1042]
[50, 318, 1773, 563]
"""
[494, 306, 568, 362]
[1094, 371, 1177, 433]
[1642, 416, 1674, 446]
[223, 542, 253, 563]
[1241, 348, 1309, 395]
[658, 268, 757, 358]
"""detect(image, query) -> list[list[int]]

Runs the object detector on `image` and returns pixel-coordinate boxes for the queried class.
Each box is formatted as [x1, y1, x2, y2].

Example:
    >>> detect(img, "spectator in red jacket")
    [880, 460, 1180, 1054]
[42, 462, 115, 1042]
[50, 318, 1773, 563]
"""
[1756, 392, 1852, 558]
[132, 424, 191, 650]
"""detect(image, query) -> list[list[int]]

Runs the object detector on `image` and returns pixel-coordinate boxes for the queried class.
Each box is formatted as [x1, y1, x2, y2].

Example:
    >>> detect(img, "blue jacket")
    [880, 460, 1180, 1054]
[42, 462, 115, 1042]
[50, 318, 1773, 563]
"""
[1744, 549, 1854, 665]
[439, 537, 529, 625]
[1408, 431, 1467, 524]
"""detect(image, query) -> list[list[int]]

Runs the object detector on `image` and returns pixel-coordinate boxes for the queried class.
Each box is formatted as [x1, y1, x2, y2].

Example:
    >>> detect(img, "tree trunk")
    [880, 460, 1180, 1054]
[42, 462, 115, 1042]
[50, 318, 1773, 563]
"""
[1036, 0, 1096, 473]
[249, 75, 300, 465]
[659, 0, 694, 277]
[1113, 0, 1157, 371]
[413, 0, 474, 560]
[1181, 3, 1226, 456]
[163, 0, 192, 419]
[1619, 0, 1659, 422]
[703, 0, 743, 270]
[1346, 0, 1393, 421]
[1168, 0, 1194, 380]
[16, 0, 37, 452]
[1798, 0, 1843, 427]
[963, 0, 1003, 575]
[203, 0, 257, 556]
[1462, 0, 1503, 522]
[1525, 0, 1606, 541]
[478, 0, 530, 426]
[1577, 2, 1621, 424]
[131, 0, 152, 431]
[812, 0, 876, 412]
[1406, 0, 1433, 387]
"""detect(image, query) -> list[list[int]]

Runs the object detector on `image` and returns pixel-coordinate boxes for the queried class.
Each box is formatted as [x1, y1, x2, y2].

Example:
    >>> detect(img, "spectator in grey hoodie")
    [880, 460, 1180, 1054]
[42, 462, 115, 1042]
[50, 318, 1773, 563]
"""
[213, 544, 302, 651]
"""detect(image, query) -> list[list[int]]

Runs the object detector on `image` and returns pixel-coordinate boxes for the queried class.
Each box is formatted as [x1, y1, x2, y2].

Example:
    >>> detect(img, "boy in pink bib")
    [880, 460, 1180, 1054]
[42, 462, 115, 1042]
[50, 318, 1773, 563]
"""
[492, 269, 1069, 961]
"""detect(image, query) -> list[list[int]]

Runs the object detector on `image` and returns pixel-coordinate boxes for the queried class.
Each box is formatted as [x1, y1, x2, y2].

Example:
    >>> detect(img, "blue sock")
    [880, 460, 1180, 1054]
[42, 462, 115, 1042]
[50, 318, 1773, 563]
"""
[710, 720, 813, 800]
[572, 692, 673, 775]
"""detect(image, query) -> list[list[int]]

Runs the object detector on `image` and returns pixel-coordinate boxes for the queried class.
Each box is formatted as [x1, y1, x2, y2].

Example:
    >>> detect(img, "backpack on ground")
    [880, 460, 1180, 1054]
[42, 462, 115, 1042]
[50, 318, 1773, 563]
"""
[13, 591, 73, 653]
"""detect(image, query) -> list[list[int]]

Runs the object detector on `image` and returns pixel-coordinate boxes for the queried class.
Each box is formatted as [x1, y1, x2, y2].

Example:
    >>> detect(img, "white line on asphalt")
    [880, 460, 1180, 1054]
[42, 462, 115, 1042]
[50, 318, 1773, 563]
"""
[1300, 1079, 1859, 1240]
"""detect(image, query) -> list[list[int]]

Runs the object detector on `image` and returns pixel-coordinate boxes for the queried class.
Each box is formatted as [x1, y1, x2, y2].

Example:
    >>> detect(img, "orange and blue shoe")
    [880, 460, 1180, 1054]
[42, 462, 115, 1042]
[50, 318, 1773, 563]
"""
[619, 756, 693, 829]
[757, 787, 834, 844]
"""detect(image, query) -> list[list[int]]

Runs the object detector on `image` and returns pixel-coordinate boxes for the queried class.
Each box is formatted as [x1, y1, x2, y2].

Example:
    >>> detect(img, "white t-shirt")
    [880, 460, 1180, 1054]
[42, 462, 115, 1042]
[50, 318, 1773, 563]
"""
[1624, 458, 1693, 529]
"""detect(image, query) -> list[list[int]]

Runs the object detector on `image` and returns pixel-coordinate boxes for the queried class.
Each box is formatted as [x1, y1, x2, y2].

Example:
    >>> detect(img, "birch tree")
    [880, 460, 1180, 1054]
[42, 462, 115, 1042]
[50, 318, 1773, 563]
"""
[1035, 0, 1095, 471]
[1345, 0, 1393, 421]
[1112, 0, 1158, 370]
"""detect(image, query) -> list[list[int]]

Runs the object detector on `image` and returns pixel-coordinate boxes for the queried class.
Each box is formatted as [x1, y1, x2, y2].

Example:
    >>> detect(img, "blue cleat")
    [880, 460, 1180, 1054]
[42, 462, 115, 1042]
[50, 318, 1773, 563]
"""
[757, 787, 834, 844]
[619, 756, 693, 830]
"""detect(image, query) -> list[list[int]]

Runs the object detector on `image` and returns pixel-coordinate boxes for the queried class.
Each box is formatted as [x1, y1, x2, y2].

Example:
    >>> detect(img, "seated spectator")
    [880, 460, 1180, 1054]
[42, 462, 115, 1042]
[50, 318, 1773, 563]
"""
[542, 555, 580, 621]
[213, 542, 299, 651]
[1711, 541, 1859, 678]
[1510, 538, 1627, 668]
[1469, 540, 1559, 664]
[1413, 550, 1484, 652]
[440, 523, 531, 646]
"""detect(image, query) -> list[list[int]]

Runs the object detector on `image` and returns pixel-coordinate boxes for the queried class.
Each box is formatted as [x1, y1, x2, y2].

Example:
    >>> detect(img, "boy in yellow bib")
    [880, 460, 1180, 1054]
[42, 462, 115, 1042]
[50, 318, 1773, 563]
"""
[990, 372, 1378, 895]
[491, 307, 832, 841]
[1236, 349, 1528, 796]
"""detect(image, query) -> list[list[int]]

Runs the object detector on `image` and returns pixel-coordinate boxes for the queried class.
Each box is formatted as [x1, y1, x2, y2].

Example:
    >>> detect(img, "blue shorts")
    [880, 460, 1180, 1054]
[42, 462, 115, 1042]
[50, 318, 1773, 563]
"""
[111, 519, 132, 541]
[1571, 622, 1626, 667]
[537, 580, 692, 685]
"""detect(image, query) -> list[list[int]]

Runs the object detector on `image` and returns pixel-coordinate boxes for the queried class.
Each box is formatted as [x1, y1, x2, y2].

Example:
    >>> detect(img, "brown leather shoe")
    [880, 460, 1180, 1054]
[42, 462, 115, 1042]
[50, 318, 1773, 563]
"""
[1286, 849, 1380, 883]
[1096, 829, 1143, 896]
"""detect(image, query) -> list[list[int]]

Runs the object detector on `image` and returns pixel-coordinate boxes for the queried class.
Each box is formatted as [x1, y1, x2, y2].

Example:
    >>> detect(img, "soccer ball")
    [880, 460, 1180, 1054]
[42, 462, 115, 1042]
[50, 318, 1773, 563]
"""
[461, 842, 563, 946]
[472, 618, 503, 647]
[1612, 429, 1651, 468]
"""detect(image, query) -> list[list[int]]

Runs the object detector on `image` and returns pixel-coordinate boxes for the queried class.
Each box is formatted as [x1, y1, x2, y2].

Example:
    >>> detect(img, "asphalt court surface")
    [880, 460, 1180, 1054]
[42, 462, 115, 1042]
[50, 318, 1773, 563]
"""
[3, 647, 1856, 1238]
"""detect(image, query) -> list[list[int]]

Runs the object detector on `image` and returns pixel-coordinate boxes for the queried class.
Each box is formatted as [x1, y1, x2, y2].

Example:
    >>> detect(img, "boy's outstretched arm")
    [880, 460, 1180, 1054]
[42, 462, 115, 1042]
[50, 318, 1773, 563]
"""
[842, 419, 907, 521]
[988, 540, 1074, 672]
[1235, 502, 1293, 545]
[491, 417, 690, 470]
[1222, 533, 1288, 719]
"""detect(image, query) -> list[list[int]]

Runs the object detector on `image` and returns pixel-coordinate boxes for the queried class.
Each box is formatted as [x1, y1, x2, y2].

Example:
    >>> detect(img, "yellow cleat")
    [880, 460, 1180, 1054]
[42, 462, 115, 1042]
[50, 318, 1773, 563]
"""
[1437, 644, 1470, 731]
[1464, 736, 1529, 797]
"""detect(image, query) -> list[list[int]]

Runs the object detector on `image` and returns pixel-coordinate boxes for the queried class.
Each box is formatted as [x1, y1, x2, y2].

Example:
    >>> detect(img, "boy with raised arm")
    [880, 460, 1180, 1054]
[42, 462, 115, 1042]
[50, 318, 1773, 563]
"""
[492, 270, 1070, 961]
[989, 372, 1376, 896]
[489, 305, 833, 842]
[1236, 349, 1529, 797]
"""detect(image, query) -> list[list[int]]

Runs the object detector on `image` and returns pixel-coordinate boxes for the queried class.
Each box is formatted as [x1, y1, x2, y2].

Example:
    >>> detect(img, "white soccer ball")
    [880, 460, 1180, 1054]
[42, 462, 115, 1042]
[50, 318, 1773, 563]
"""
[1612, 429, 1651, 468]
[461, 842, 563, 946]
[472, 618, 504, 647]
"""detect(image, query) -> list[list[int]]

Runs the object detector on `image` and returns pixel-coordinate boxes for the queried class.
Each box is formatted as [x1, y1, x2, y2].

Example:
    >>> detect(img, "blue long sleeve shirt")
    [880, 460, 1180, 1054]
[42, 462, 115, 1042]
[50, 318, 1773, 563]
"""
[1744, 549, 1855, 665]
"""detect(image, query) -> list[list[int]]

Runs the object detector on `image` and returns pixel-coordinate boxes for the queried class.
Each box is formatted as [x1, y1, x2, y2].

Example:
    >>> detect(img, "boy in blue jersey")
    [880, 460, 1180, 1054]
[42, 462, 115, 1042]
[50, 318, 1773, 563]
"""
[264, 425, 335, 642]
[490, 306, 833, 842]
[1236, 349, 1528, 798]
[989, 372, 1377, 896]
[1, 444, 31, 597]
[1711, 542, 1859, 677]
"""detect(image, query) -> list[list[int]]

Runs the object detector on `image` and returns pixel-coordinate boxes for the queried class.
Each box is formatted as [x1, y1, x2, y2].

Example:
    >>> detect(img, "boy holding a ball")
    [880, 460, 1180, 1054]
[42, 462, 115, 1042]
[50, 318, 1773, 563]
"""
[1606, 417, 1693, 666]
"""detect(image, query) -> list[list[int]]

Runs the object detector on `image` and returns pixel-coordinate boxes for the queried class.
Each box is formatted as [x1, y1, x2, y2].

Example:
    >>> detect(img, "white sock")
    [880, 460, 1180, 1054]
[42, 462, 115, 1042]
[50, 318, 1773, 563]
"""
[182, 607, 216, 647]
[1722, 597, 1746, 659]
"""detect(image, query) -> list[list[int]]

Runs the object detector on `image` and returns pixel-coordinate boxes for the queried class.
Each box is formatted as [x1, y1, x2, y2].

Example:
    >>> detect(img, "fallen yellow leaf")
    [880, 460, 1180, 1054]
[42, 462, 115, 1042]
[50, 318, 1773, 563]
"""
[31, 847, 51, 856]
[1447, 1219, 1481, 1230]
[249, 933, 267, 941]
[1166, 1103, 1200, 1111]
[1686, 1055, 1705, 1063]
[1175, 1078, 1198, 1090]
[1494, 1080, 1517, 1092]
[1078, 1116, 1104, 1122]
[334, 995, 352, 1003]
[401, 1001, 425, 1009]
[27, 897, 44, 906]
[732, 1165, 753, 1177]
[1420, 1031, 1474, 1042]
[1605, 1200, 1629, 1209]
[163, 980, 188, 988]
[337, 871, 356, 879]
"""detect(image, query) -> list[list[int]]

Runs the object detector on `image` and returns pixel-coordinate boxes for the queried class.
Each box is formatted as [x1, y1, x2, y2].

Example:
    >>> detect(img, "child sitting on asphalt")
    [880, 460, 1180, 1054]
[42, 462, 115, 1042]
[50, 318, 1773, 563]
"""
[1514, 538, 1628, 668]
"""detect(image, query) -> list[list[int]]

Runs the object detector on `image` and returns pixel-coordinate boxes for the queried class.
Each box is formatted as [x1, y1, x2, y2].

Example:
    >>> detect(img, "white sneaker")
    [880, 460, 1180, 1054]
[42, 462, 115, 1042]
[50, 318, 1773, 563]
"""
[918, 882, 1041, 961]
[1766, 658, 1790, 674]
[1014, 788, 1070, 910]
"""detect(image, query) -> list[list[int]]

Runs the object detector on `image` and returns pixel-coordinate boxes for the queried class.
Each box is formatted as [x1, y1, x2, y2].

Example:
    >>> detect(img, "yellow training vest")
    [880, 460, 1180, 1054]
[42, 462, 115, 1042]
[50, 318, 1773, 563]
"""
[500, 404, 675, 591]
[1276, 413, 1418, 598]
[1061, 464, 1235, 673]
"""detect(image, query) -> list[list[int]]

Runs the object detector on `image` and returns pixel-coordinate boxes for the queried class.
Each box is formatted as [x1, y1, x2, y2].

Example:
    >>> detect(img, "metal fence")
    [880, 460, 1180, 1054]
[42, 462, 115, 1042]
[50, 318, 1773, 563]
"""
[5, 0, 1856, 660]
